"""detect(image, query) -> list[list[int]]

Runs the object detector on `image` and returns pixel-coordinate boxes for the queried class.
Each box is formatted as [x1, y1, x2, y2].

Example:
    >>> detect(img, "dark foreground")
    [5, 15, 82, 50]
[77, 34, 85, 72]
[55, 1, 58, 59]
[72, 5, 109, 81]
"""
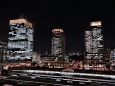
[0, 67, 115, 86]
[0, 72, 115, 86]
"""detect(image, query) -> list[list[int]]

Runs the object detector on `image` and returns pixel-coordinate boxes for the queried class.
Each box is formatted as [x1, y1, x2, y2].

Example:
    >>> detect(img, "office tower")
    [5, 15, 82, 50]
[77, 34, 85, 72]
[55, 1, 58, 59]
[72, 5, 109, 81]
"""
[91, 21, 104, 61]
[0, 42, 7, 63]
[7, 18, 34, 61]
[51, 29, 65, 61]
[84, 21, 104, 70]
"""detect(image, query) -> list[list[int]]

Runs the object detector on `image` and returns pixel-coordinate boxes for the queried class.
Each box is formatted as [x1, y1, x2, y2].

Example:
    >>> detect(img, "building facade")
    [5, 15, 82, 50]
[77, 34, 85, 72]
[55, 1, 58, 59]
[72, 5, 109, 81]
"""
[32, 52, 43, 66]
[51, 29, 65, 61]
[7, 19, 34, 61]
[110, 49, 115, 70]
[0, 42, 7, 63]
[84, 21, 105, 70]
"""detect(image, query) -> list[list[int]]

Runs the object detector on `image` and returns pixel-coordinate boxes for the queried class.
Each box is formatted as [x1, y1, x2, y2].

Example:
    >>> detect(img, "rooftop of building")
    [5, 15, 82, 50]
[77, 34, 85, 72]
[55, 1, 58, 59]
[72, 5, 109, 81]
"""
[90, 21, 101, 26]
[52, 29, 63, 33]
[10, 19, 32, 28]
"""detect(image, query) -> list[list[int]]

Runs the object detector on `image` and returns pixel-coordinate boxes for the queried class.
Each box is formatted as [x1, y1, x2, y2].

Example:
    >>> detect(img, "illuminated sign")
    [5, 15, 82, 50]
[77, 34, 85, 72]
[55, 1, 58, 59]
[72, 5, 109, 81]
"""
[52, 29, 63, 33]
[90, 21, 101, 26]
[10, 19, 32, 28]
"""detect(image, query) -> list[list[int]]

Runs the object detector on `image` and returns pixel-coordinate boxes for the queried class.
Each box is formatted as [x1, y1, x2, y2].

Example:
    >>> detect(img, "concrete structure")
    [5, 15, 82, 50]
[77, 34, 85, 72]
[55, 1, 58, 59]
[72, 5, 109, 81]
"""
[110, 49, 115, 70]
[51, 29, 65, 68]
[7, 18, 34, 61]
[51, 29, 65, 61]
[84, 21, 105, 70]
[32, 52, 44, 67]
[0, 42, 7, 63]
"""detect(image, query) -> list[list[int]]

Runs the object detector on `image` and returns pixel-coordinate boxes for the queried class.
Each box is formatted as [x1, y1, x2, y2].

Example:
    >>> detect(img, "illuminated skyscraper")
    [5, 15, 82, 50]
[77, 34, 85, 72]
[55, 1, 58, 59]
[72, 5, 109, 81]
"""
[84, 21, 104, 70]
[51, 29, 65, 61]
[7, 18, 34, 61]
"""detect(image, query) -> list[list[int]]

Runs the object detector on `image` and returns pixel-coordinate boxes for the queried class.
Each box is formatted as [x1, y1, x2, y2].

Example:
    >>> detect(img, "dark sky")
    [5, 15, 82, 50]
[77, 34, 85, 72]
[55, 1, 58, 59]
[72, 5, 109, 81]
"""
[0, 1, 115, 54]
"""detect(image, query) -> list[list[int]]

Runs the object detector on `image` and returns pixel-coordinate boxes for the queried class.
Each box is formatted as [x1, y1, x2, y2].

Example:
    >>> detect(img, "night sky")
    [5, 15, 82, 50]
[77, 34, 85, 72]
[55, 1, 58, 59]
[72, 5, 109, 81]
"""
[0, 1, 115, 54]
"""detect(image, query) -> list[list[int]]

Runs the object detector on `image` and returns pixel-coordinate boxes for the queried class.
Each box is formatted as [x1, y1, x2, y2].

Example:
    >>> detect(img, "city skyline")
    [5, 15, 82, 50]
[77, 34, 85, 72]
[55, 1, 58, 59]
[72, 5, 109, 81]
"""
[0, 1, 115, 54]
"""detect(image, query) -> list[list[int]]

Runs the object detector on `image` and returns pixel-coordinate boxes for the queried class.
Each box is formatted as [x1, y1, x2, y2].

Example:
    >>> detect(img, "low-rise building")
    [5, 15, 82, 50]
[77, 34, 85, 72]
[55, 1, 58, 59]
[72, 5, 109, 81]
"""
[0, 41, 7, 63]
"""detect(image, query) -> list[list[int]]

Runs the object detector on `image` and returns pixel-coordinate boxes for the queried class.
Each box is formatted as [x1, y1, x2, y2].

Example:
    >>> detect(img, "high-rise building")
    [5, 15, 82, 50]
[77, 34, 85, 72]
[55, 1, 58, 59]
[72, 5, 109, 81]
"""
[91, 21, 104, 61]
[51, 29, 65, 61]
[0, 42, 7, 63]
[110, 48, 115, 70]
[7, 18, 34, 61]
[84, 21, 104, 70]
